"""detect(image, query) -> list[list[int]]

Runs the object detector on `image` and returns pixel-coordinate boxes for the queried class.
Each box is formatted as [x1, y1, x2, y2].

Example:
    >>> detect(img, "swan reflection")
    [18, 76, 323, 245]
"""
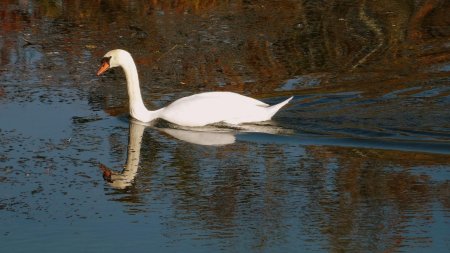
[99, 120, 145, 189]
[99, 119, 292, 189]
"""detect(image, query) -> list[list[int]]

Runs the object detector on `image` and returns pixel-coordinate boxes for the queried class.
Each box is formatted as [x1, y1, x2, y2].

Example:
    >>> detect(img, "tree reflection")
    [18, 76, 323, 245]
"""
[303, 146, 449, 252]
[2, 0, 449, 98]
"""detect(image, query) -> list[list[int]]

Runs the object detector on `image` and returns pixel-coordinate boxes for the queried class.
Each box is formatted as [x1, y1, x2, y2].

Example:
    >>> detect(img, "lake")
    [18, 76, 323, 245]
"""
[1, 1, 449, 252]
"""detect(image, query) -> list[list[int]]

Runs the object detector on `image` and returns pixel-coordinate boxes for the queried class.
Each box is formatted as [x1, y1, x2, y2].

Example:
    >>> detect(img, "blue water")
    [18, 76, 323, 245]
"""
[1, 1, 450, 252]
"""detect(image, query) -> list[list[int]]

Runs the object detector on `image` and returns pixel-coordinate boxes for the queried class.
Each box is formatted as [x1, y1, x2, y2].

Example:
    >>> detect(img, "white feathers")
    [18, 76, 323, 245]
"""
[99, 49, 292, 127]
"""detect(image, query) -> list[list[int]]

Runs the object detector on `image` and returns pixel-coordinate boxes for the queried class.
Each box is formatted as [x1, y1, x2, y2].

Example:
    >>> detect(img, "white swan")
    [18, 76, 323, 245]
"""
[97, 49, 293, 127]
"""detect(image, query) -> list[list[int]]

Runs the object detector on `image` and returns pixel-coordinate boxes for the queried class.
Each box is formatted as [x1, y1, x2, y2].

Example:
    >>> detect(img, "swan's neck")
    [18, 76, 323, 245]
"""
[121, 57, 160, 122]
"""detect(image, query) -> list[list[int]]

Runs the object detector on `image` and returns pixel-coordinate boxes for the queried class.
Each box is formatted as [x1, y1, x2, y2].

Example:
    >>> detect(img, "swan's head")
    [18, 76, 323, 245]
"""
[96, 49, 132, 76]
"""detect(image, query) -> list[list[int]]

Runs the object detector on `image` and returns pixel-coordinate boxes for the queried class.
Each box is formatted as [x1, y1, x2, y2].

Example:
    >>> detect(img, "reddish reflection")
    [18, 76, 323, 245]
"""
[1, 0, 448, 96]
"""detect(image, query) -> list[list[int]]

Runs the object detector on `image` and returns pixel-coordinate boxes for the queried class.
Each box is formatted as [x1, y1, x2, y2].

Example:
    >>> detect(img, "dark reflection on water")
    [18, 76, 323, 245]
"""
[1, 0, 450, 252]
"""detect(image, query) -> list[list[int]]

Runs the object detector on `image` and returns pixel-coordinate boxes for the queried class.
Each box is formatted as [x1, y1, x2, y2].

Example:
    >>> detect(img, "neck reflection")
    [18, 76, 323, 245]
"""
[99, 120, 145, 189]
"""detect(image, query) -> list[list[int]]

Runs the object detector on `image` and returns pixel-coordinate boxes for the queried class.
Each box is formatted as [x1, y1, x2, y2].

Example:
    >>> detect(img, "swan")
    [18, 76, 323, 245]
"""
[97, 49, 293, 127]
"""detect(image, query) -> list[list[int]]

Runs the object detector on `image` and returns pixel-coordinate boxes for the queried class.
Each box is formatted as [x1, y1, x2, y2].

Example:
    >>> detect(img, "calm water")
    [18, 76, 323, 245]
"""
[1, 1, 450, 252]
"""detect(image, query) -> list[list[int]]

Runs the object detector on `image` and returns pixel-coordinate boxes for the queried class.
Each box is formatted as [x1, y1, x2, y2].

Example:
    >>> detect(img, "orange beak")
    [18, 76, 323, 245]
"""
[96, 61, 110, 76]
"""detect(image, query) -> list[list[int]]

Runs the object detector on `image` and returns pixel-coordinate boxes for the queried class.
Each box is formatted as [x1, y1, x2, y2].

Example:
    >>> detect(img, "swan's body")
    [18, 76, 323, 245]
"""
[97, 49, 293, 127]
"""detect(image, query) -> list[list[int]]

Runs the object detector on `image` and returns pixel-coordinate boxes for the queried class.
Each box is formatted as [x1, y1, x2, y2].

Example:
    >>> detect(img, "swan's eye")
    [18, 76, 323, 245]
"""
[101, 56, 112, 64]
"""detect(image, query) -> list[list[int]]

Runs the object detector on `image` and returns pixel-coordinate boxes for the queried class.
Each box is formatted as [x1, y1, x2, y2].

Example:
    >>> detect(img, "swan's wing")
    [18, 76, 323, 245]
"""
[180, 92, 269, 107]
[160, 92, 270, 126]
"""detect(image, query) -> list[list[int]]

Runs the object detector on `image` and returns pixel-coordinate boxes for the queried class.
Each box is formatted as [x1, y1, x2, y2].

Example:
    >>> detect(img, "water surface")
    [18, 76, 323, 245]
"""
[1, 1, 449, 252]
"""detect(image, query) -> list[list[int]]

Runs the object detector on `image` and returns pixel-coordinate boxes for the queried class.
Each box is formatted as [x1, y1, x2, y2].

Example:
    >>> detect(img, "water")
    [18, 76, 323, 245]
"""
[1, 1, 450, 252]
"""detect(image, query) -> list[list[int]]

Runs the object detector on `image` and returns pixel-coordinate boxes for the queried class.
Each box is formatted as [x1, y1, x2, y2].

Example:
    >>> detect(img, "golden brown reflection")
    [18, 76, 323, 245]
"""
[304, 146, 449, 251]
[1, 0, 449, 98]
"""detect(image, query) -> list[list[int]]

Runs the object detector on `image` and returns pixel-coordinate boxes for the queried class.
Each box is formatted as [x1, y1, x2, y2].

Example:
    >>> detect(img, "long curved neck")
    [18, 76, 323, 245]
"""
[120, 56, 160, 122]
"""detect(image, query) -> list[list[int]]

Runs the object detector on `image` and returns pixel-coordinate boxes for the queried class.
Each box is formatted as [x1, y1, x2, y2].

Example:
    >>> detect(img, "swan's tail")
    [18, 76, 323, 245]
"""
[267, 96, 293, 119]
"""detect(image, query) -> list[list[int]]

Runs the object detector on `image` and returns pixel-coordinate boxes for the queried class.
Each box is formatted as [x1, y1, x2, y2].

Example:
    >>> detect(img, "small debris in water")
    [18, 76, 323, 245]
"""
[72, 116, 102, 124]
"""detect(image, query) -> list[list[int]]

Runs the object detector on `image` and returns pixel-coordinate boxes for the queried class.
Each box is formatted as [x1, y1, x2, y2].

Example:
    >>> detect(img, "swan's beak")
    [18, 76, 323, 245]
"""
[99, 163, 113, 183]
[96, 62, 110, 76]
